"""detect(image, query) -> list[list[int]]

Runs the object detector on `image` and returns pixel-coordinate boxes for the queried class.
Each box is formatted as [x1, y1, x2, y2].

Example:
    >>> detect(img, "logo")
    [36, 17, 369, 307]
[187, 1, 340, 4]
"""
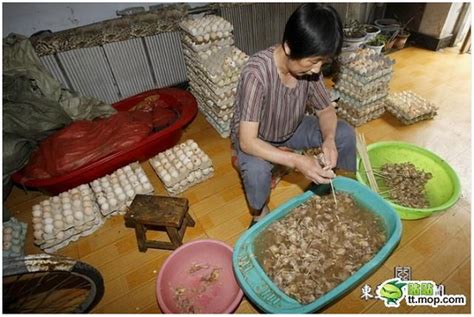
[361, 266, 466, 308]
[375, 278, 407, 307]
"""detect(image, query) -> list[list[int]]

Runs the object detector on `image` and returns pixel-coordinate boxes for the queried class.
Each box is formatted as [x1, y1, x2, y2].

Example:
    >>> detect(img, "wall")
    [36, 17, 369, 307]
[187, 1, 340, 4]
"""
[2, 2, 206, 38]
[418, 3, 451, 38]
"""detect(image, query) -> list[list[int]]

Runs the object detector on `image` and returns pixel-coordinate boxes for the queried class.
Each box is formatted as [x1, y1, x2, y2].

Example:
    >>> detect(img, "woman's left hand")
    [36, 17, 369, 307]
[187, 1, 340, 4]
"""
[321, 139, 338, 169]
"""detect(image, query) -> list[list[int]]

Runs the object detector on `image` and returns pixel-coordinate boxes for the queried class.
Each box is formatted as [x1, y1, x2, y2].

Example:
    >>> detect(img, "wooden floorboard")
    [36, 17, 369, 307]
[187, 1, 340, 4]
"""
[4, 46, 471, 314]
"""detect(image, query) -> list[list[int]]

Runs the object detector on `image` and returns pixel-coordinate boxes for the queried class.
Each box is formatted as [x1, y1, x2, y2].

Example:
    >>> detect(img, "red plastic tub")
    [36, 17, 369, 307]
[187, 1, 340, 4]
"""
[11, 88, 197, 195]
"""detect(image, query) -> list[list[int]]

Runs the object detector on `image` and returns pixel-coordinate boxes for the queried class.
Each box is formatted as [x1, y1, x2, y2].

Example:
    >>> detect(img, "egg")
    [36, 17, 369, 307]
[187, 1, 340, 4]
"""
[3, 233, 13, 242]
[126, 189, 135, 198]
[33, 230, 43, 240]
[62, 208, 73, 216]
[124, 165, 132, 173]
[32, 204, 42, 211]
[32, 209, 42, 218]
[44, 224, 54, 234]
[65, 215, 75, 225]
[135, 184, 144, 193]
[74, 211, 84, 221]
[101, 203, 110, 212]
[118, 193, 127, 201]
[41, 199, 51, 206]
[54, 214, 63, 221]
[61, 197, 71, 204]
[163, 174, 171, 183]
[143, 183, 152, 191]
[56, 231, 65, 240]
[97, 196, 106, 205]
[109, 198, 118, 207]
[53, 220, 64, 229]
[3, 241, 12, 250]
[43, 205, 52, 213]
[62, 203, 72, 211]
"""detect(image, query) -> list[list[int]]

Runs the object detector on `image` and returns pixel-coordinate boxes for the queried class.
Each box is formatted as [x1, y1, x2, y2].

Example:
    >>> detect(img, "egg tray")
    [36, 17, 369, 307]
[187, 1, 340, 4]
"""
[182, 47, 243, 87]
[335, 86, 389, 105]
[32, 184, 104, 253]
[185, 66, 237, 104]
[385, 91, 438, 122]
[181, 34, 235, 53]
[164, 167, 215, 196]
[90, 162, 154, 218]
[336, 100, 386, 118]
[386, 106, 437, 125]
[337, 66, 393, 86]
[189, 81, 235, 116]
[336, 70, 392, 88]
[179, 14, 234, 37]
[337, 104, 385, 127]
[149, 139, 215, 194]
[193, 92, 232, 137]
[3, 217, 28, 259]
[334, 79, 389, 97]
[337, 91, 389, 109]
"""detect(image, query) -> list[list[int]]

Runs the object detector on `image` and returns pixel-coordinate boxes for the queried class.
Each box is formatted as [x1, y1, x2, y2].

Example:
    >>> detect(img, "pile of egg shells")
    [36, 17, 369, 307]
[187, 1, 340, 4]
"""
[385, 91, 438, 125]
[90, 162, 154, 217]
[32, 184, 103, 253]
[334, 48, 394, 126]
[180, 15, 248, 138]
[3, 217, 27, 258]
[149, 139, 214, 195]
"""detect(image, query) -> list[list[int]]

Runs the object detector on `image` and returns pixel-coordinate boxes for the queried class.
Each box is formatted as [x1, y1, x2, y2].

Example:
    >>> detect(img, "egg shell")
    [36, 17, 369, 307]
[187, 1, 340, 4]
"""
[3, 233, 13, 242]
[32, 209, 42, 218]
[44, 224, 54, 234]
[126, 189, 135, 198]
[65, 215, 75, 224]
[74, 211, 84, 221]
[143, 183, 152, 191]
[53, 220, 64, 229]
[109, 198, 118, 207]
[118, 193, 127, 201]
[56, 231, 65, 240]
[101, 203, 110, 212]
[33, 230, 43, 240]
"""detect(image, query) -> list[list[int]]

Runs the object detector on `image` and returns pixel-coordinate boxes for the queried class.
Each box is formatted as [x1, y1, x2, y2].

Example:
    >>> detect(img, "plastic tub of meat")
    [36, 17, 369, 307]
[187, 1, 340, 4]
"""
[232, 176, 402, 313]
[11, 88, 197, 195]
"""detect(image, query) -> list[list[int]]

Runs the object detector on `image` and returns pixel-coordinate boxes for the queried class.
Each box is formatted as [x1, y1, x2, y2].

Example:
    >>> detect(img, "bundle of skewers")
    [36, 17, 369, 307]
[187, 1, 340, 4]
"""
[356, 134, 432, 209]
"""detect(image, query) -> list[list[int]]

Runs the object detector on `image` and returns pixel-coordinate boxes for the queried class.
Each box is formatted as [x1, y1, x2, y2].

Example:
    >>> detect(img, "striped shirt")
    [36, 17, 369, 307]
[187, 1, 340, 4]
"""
[231, 45, 332, 146]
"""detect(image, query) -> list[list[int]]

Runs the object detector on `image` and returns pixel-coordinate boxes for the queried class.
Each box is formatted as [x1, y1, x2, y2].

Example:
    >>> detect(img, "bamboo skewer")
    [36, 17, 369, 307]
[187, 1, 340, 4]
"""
[304, 151, 338, 208]
[356, 133, 380, 192]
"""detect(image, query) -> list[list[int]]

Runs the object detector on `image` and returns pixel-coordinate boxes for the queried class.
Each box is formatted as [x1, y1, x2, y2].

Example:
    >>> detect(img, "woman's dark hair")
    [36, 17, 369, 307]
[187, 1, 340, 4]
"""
[282, 3, 343, 60]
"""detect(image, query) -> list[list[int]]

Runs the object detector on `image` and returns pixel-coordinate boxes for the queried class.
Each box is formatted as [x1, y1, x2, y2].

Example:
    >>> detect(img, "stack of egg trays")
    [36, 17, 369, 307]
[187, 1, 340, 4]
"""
[3, 217, 28, 258]
[334, 50, 394, 126]
[179, 15, 248, 138]
[90, 162, 154, 218]
[31, 184, 103, 253]
[385, 91, 438, 125]
[149, 139, 214, 195]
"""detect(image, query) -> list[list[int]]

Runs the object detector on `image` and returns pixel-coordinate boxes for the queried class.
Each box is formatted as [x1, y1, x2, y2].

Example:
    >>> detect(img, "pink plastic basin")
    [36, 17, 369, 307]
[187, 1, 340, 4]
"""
[156, 239, 243, 314]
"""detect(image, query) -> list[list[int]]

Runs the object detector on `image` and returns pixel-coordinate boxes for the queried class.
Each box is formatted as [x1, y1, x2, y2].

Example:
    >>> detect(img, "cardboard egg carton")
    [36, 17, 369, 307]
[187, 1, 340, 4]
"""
[90, 162, 154, 217]
[385, 91, 438, 125]
[3, 217, 28, 258]
[149, 139, 214, 195]
[31, 184, 104, 253]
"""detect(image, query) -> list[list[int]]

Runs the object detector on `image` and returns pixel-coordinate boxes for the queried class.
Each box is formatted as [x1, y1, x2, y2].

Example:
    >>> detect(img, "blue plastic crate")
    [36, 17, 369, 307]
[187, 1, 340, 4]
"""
[232, 176, 402, 313]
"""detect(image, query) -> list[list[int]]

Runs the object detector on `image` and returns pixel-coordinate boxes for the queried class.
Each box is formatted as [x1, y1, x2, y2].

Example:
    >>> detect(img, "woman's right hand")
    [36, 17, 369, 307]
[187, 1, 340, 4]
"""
[294, 154, 335, 184]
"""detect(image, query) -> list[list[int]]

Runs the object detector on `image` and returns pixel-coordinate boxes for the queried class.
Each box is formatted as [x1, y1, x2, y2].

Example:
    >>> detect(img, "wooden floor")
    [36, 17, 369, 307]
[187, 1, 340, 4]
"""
[5, 46, 471, 313]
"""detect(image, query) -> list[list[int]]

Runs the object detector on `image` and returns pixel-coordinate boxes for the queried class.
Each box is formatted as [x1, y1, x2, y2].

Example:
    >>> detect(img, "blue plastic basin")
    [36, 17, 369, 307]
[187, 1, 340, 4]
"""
[232, 176, 402, 313]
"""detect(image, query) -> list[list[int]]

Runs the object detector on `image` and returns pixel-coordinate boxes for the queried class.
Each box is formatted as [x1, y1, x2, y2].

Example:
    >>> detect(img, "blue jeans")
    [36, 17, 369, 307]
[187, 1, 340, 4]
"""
[236, 116, 356, 211]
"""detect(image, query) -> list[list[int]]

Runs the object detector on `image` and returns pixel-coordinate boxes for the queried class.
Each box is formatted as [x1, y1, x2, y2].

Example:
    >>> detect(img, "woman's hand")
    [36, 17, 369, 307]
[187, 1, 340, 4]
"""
[321, 138, 338, 169]
[294, 154, 335, 184]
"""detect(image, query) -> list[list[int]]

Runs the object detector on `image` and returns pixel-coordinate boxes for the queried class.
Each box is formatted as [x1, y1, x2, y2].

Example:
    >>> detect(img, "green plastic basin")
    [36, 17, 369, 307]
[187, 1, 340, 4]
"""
[356, 141, 461, 220]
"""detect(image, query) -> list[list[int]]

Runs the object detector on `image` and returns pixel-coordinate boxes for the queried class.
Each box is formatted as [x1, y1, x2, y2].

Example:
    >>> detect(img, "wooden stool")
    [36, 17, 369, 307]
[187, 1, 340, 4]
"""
[124, 195, 195, 252]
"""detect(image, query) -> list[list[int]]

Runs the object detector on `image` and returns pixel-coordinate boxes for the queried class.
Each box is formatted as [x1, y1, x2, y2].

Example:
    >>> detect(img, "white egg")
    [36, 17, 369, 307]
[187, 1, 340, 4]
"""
[109, 198, 118, 207]
[43, 205, 51, 213]
[65, 215, 75, 224]
[82, 200, 93, 208]
[3, 233, 13, 242]
[32, 204, 42, 211]
[33, 230, 43, 240]
[72, 199, 82, 208]
[56, 231, 65, 240]
[62, 208, 73, 216]
[143, 183, 152, 191]
[43, 217, 54, 225]
[53, 220, 64, 229]
[61, 196, 71, 204]
[54, 214, 63, 221]
[74, 211, 84, 221]
[163, 174, 171, 183]
[3, 241, 12, 250]
[101, 203, 110, 212]
[62, 203, 72, 210]
[80, 189, 90, 197]
[139, 175, 148, 183]
[114, 187, 124, 195]
[44, 224, 54, 234]
[124, 165, 132, 172]
[84, 206, 94, 215]
[187, 174, 195, 182]
[129, 175, 138, 183]
[41, 199, 51, 206]
[118, 193, 127, 201]
[186, 162, 194, 170]
[124, 184, 133, 192]
[106, 192, 115, 199]
[97, 196, 106, 205]
[32, 217, 42, 224]
[126, 189, 135, 198]
[71, 193, 81, 201]
[3, 227, 13, 235]
[32, 209, 42, 218]
[195, 170, 203, 179]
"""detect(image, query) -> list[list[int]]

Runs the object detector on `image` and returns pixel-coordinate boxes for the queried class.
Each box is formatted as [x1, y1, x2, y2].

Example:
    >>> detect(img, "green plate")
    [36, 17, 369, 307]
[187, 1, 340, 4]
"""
[356, 141, 461, 220]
